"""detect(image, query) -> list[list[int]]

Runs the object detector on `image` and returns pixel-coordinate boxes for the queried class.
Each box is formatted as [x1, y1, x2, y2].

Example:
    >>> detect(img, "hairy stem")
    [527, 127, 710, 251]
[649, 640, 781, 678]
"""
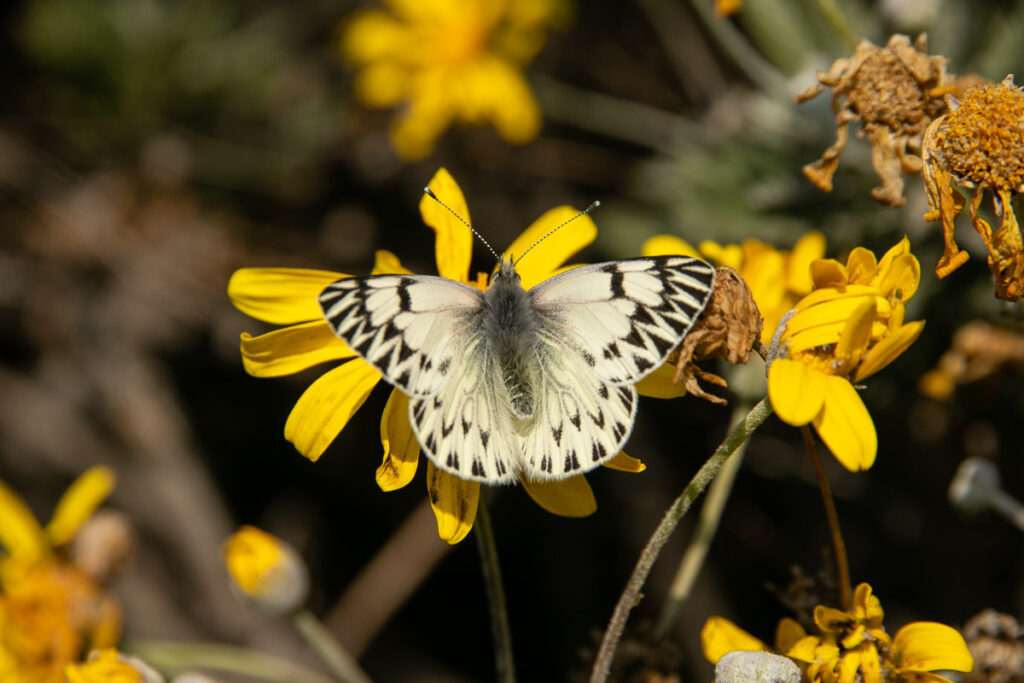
[589, 397, 773, 683]
[293, 610, 374, 683]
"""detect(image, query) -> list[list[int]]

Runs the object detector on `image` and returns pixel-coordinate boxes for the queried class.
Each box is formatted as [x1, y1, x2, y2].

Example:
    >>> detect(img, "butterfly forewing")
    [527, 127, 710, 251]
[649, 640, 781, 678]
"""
[530, 256, 715, 385]
[319, 274, 484, 397]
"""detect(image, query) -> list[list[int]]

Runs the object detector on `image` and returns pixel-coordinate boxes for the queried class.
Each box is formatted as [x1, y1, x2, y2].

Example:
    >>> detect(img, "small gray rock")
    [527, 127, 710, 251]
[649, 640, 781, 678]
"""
[715, 651, 801, 683]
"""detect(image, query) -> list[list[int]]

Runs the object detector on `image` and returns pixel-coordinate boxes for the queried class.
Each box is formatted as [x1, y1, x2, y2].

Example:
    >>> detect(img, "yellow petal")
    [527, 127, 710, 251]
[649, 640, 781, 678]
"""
[788, 231, 826, 294]
[700, 616, 767, 663]
[785, 635, 822, 662]
[875, 236, 911, 276]
[635, 363, 687, 398]
[854, 321, 924, 382]
[794, 284, 879, 311]
[815, 604, 856, 633]
[371, 249, 413, 275]
[45, 465, 116, 547]
[813, 376, 877, 471]
[700, 240, 743, 270]
[0, 478, 48, 563]
[893, 622, 973, 672]
[390, 82, 454, 159]
[810, 258, 849, 289]
[377, 389, 420, 492]
[506, 206, 598, 290]
[845, 247, 879, 284]
[482, 60, 542, 145]
[775, 617, 807, 653]
[852, 583, 884, 624]
[768, 359, 826, 426]
[602, 452, 646, 473]
[642, 235, 702, 258]
[65, 648, 143, 683]
[877, 252, 921, 302]
[241, 321, 355, 378]
[229, 268, 347, 325]
[421, 168, 472, 282]
[284, 360, 382, 461]
[520, 475, 597, 517]
[340, 10, 405, 63]
[352, 60, 408, 108]
[426, 463, 479, 544]
[834, 298, 877, 367]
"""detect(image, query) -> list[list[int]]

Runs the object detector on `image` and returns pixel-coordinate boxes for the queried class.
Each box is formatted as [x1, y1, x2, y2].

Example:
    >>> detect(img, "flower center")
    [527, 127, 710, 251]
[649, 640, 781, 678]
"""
[936, 78, 1024, 191]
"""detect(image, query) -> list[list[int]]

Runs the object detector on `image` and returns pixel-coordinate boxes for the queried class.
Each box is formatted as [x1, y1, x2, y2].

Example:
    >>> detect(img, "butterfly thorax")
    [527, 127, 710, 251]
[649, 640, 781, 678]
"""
[484, 259, 540, 420]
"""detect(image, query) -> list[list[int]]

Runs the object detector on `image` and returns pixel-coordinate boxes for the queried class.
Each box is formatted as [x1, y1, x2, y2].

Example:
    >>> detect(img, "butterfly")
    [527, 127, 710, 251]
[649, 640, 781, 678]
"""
[318, 229, 715, 484]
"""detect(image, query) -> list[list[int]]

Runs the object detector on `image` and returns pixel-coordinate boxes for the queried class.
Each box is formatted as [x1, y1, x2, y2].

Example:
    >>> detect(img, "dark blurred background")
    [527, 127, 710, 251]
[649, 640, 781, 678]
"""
[1, 0, 1023, 681]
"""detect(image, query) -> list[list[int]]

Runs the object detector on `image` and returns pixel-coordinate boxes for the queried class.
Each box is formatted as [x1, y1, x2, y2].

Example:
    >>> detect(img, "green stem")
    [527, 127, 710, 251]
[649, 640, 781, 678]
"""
[811, 0, 856, 49]
[801, 426, 851, 612]
[475, 502, 516, 683]
[293, 609, 374, 683]
[588, 397, 774, 683]
[652, 400, 753, 641]
[127, 641, 337, 683]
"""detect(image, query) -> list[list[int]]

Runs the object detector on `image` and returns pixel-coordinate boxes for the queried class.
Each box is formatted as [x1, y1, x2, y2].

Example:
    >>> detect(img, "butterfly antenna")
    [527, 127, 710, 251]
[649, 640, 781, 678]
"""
[423, 187, 501, 263]
[513, 201, 600, 268]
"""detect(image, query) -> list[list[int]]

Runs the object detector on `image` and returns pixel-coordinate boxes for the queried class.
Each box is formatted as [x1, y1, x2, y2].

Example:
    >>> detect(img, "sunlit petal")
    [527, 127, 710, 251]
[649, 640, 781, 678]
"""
[893, 622, 974, 672]
[845, 247, 878, 284]
[371, 249, 413, 275]
[0, 478, 48, 563]
[877, 253, 921, 302]
[520, 475, 597, 517]
[45, 466, 116, 547]
[635, 363, 687, 398]
[701, 616, 768, 663]
[377, 390, 420, 492]
[700, 240, 743, 270]
[421, 167, 472, 282]
[643, 235, 702, 258]
[229, 268, 347, 325]
[284, 359, 382, 461]
[241, 321, 354, 378]
[813, 377, 877, 471]
[768, 359, 826, 426]
[853, 321, 925, 382]
[775, 617, 807, 653]
[810, 258, 849, 289]
[507, 207, 597, 289]
[601, 452, 646, 473]
[788, 231, 826, 294]
[426, 463, 479, 544]
[834, 298, 877, 366]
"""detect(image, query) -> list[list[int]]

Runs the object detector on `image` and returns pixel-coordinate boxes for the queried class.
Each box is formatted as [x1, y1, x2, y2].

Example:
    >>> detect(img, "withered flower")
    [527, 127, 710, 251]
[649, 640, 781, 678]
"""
[922, 75, 1024, 300]
[796, 34, 950, 207]
[671, 267, 763, 405]
[962, 610, 1024, 683]
[919, 320, 1024, 400]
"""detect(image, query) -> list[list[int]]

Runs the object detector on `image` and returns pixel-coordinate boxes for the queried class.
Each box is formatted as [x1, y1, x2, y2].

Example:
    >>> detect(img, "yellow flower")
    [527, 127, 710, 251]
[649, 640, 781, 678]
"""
[65, 648, 163, 683]
[702, 583, 974, 683]
[643, 231, 825, 346]
[0, 467, 122, 683]
[340, 0, 568, 160]
[922, 75, 1024, 300]
[222, 526, 309, 614]
[767, 239, 924, 471]
[229, 167, 654, 544]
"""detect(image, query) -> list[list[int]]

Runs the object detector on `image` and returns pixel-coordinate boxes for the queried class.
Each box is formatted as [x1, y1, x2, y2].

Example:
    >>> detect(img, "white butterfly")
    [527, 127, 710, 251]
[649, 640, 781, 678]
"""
[318, 245, 715, 484]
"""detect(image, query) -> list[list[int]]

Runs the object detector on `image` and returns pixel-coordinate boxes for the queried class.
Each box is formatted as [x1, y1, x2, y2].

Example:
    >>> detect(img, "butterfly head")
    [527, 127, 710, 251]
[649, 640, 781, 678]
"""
[491, 255, 522, 288]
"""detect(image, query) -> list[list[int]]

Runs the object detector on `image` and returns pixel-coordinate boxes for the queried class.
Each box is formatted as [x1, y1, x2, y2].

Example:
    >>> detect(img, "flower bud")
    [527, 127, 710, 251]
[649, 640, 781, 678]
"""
[222, 526, 309, 614]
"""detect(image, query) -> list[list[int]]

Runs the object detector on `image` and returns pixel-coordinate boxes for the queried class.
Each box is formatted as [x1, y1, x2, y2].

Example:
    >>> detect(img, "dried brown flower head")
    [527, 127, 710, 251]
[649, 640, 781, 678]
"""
[922, 75, 1024, 300]
[670, 267, 763, 405]
[963, 610, 1024, 683]
[796, 34, 951, 207]
[918, 320, 1024, 400]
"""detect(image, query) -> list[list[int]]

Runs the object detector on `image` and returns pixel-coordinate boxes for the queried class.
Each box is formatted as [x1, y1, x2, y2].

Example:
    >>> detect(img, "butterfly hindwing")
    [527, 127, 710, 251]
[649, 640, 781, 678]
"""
[319, 274, 483, 397]
[407, 334, 519, 483]
[530, 256, 715, 385]
[519, 326, 637, 479]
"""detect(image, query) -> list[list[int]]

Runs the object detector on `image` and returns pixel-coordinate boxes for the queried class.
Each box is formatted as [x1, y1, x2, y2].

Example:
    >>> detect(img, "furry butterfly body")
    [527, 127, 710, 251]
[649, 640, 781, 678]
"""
[319, 256, 715, 484]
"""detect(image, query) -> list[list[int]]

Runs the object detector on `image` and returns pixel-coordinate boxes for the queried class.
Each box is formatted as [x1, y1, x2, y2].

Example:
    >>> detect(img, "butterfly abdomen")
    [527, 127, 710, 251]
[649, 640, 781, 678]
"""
[484, 261, 540, 420]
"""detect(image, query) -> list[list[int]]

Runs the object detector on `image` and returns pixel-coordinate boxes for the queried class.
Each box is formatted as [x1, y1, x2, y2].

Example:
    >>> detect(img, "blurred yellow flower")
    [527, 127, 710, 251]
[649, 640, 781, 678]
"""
[229, 168, 651, 544]
[0, 467, 122, 683]
[222, 526, 309, 614]
[65, 648, 163, 683]
[767, 239, 924, 471]
[922, 75, 1024, 300]
[643, 231, 825, 346]
[340, 0, 569, 160]
[703, 583, 974, 683]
